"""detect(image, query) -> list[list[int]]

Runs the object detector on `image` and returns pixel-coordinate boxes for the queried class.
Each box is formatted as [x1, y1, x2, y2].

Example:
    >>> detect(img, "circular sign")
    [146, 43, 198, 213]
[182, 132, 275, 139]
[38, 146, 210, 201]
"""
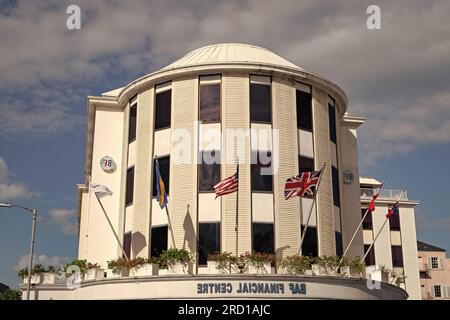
[100, 156, 116, 173]
[343, 169, 354, 184]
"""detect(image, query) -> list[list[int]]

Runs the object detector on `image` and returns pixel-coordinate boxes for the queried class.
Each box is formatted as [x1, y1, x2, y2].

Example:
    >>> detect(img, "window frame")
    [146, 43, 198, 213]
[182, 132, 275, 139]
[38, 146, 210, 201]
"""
[251, 150, 273, 192]
[362, 208, 373, 230]
[152, 156, 170, 198]
[328, 99, 337, 144]
[331, 165, 341, 207]
[150, 225, 168, 258]
[252, 222, 275, 254]
[198, 150, 221, 193]
[249, 77, 272, 124]
[391, 245, 404, 268]
[431, 257, 439, 269]
[198, 222, 221, 266]
[154, 83, 172, 131]
[296, 83, 313, 131]
[125, 166, 135, 206]
[128, 101, 137, 143]
[199, 75, 221, 124]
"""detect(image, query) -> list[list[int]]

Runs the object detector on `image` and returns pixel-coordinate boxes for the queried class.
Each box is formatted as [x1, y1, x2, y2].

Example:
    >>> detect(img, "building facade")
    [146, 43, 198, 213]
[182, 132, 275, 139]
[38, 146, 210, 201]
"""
[417, 241, 450, 299]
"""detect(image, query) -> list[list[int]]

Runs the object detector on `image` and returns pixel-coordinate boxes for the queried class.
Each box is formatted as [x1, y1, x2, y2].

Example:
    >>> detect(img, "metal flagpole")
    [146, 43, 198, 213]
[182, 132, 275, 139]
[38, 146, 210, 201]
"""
[299, 162, 327, 255]
[235, 157, 239, 257]
[339, 176, 387, 264]
[360, 189, 407, 263]
[94, 193, 130, 261]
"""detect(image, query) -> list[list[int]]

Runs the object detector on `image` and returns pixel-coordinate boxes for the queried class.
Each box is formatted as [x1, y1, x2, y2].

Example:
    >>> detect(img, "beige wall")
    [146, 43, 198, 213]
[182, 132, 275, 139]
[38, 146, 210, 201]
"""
[419, 250, 450, 299]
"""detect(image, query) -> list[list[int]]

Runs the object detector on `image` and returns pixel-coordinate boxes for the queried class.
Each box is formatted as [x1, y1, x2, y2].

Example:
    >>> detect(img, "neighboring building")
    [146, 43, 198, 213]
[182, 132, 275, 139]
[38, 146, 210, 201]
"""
[417, 240, 450, 299]
[23, 43, 410, 300]
[359, 177, 421, 300]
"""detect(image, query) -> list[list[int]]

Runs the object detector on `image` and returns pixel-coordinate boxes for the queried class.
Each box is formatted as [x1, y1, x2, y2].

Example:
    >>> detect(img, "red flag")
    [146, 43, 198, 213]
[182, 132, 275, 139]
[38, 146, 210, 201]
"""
[367, 183, 383, 212]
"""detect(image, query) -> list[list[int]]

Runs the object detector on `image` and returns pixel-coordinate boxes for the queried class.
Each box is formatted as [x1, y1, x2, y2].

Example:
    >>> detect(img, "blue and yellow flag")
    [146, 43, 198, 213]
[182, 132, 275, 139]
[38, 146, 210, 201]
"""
[155, 160, 168, 209]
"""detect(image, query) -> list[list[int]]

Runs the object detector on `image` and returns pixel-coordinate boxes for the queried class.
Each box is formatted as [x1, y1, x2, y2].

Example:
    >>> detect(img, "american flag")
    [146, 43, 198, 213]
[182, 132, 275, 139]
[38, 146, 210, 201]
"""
[213, 172, 238, 198]
[284, 170, 322, 200]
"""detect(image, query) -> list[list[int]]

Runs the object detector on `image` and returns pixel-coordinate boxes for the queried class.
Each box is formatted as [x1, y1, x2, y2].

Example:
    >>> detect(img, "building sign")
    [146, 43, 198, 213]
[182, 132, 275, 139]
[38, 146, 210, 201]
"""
[196, 281, 306, 295]
[343, 169, 354, 184]
[100, 156, 116, 173]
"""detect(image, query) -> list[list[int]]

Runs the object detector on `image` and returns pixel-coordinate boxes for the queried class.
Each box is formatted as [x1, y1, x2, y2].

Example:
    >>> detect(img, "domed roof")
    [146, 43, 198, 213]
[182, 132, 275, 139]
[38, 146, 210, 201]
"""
[161, 43, 303, 71]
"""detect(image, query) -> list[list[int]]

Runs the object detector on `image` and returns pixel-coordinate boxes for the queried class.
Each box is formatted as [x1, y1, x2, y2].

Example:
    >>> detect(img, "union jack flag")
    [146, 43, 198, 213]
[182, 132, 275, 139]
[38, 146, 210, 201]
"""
[214, 172, 238, 198]
[284, 170, 322, 200]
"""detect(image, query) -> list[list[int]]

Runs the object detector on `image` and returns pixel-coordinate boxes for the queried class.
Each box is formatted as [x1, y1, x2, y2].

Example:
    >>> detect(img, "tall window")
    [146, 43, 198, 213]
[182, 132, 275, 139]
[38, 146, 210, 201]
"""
[331, 166, 340, 207]
[335, 232, 343, 256]
[198, 223, 220, 265]
[299, 156, 314, 173]
[434, 285, 442, 298]
[123, 232, 131, 259]
[364, 244, 376, 266]
[391, 245, 404, 267]
[125, 166, 135, 206]
[153, 156, 170, 197]
[250, 81, 271, 123]
[199, 78, 220, 122]
[296, 86, 312, 130]
[252, 223, 274, 254]
[198, 151, 221, 192]
[150, 225, 168, 258]
[389, 211, 401, 231]
[431, 257, 439, 269]
[301, 225, 318, 257]
[328, 102, 337, 143]
[362, 209, 373, 230]
[155, 88, 171, 130]
[128, 103, 137, 143]
[251, 151, 273, 192]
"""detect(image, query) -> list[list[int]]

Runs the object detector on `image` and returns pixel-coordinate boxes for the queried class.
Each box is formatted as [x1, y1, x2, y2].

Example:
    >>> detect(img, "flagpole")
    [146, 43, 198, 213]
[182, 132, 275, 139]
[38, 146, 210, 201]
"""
[339, 176, 387, 265]
[94, 193, 130, 261]
[360, 189, 407, 264]
[235, 157, 239, 257]
[299, 162, 326, 255]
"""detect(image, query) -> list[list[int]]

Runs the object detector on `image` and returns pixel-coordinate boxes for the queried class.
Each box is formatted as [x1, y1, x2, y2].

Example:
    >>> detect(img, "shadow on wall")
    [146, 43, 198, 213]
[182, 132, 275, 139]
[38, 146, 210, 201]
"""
[132, 231, 147, 257]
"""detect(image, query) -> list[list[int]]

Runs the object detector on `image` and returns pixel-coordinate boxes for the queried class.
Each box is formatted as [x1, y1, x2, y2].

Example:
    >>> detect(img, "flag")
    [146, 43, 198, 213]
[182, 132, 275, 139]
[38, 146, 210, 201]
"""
[368, 183, 384, 212]
[90, 182, 112, 198]
[284, 170, 322, 200]
[386, 201, 399, 218]
[155, 160, 168, 209]
[213, 172, 238, 198]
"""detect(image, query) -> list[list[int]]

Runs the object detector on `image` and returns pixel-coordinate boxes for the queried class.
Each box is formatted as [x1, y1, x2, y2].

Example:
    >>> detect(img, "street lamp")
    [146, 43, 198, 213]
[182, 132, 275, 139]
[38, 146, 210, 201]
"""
[0, 203, 37, 300]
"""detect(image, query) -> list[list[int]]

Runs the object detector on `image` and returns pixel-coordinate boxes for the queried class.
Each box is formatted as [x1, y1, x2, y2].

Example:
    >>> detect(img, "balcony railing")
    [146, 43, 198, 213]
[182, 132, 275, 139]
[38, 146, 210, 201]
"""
[360, 188, 408, 200]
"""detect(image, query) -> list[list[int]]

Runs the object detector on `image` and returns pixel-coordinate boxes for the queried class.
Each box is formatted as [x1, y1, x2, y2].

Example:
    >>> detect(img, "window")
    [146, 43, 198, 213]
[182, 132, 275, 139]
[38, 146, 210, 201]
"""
[123, 232, 131, 259]
[419, 271, 429, 279]
[296, 89, 312, 130]
[331, 166, 340, 207]
[299, 156, 314, 173]
[434, 285, 442, 298]
[200, 84, 220, 122]
[364, 245, 376, 266]
[252, 223, 274, 254]
[389, 211, 401, 231]
[391, 245, 404, 268]
[328, 103, 337, 143]
[153, 156, 170, 197]
[301, 225, 318, 257]
[125, 166, 135, 206]
[250, 83, 271, 123]
[362, 209, 373, 230]
[129, 103, 137, 143]
[335, 232, 343, 256]
[198, 223, 220, 265]
[155, 89, 171, 130]
[198, 151, 221, 192]
[431, 257, 439, 269]
[150, 225, 168, 258]
[251, 151, 273, 192]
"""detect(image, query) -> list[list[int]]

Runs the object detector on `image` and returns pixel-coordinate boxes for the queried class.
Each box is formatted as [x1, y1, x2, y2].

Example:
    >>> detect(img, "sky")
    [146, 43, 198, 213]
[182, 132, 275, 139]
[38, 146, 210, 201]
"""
[1, 0, 450, 288]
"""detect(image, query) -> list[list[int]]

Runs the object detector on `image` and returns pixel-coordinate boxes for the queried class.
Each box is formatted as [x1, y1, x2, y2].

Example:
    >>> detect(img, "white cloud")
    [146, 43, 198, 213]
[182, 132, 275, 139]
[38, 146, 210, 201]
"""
[14, 254, 71, 271]
[48, 208, 78, 235]
[0, 158, 37, 201]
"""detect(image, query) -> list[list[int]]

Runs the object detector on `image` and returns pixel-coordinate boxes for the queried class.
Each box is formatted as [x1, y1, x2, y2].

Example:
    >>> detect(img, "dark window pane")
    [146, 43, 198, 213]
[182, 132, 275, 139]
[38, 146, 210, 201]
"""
[123, 232, 131, 259]
[389, 211, 401, 231]
[332, 166, 340, 207]
[335, 232, 343, 256]
[299, 156, 315, 173]
[296, 89, 312, 130]
[150, 225, 168, 258]
[301, 225, 318, 257]
[200, 84, 220, 122]
[198, 151, 221, 191]
[155, 90, 171, 130]
[126, 167, 134, 206]
[364, 244, 376, 266]
[251, 151, 273, 191]
[198, 223, 220, 265]
[362, 209, 373, 230]
[129, 104, 137, 143]
[153, 157, 170, 197]
[392, 245, 404, 267]
[328, 103, 337, 143]
[252, 223, 274, 254]
[250, 83, 271, 123]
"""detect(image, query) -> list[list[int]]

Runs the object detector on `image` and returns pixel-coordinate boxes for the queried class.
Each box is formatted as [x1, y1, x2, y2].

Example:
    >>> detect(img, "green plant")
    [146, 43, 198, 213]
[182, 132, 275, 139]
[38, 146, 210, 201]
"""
[340, 257, 366, 275]
[313, 256, 341, 272]
[280, 255, 311, 275]
[17, 264, 47, 278]
[63, 259, 87, 276]
[244, 251, 275, 270]
[208, 252, 233, 272]
[157, 248, 193, 268]
[0, 289, 22, 300]
[107, 257, 129, 273]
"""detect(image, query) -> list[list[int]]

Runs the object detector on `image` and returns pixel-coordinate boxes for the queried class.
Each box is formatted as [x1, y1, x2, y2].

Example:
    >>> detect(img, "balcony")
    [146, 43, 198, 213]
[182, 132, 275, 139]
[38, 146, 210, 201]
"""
[360, 188, 408, 201]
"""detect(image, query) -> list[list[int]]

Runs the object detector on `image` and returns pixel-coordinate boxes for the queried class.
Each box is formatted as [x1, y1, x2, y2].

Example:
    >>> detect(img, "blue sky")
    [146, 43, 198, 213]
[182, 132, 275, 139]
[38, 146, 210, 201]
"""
[1, 0, 450, 288]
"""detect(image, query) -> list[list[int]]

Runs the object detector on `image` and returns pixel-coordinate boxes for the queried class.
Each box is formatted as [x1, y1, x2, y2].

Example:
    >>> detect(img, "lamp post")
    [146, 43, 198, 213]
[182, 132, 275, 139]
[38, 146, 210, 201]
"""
[0, 203, 37, 300]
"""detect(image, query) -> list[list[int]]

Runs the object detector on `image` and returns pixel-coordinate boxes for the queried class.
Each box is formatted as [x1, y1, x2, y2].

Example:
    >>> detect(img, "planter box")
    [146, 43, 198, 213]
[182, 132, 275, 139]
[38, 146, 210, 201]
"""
[166, 262, 190, 275]
[83, 268, 105, 281]
[369, 269, 389, 283]
[207, 261, 230, 275]
[248, 262, 272, 274]
[280, 267, 312, 276]
[130, 264, 159, 277]
[42, 273, 66, 284]
[339, 266, 364, 278]
[106, 268, 129, 278]
[312, 264, 338, 276]
[23, 274, 43, 284]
